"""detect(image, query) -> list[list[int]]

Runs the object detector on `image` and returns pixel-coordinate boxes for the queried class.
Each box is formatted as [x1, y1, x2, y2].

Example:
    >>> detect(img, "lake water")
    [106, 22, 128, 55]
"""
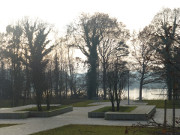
[123, 88, 167, 100]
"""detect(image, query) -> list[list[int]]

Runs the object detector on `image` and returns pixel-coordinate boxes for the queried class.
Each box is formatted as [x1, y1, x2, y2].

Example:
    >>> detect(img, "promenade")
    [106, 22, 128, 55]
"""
[0, 100, 178, 135]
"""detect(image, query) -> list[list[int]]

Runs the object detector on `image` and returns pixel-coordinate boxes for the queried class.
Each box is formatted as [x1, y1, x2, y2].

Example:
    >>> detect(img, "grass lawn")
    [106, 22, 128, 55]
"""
[0, 99, 34, 108]
[71, 100, 96, 107]
[101, 99, 111, 102]
[30, 124, 174, 135]
[143, 100, 180, 109]
[0, 99, 97, 108]
[19, 105, 68, 112]
[92, 106, 136, 112]
[0, 124, 17, 128]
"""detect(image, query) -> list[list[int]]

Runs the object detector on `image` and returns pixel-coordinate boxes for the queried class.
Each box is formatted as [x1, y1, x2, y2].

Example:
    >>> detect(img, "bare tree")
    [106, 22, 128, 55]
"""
[107, 56, 128, 111]
[53, 52, 59, 98]
[68, 13, 128, 99]
[54, 39, 69, 99]
[150, 8, 180, 100]
[98, 23, 129, 99]
[131, 27, 164, 101]
[67, 46, 78, 98]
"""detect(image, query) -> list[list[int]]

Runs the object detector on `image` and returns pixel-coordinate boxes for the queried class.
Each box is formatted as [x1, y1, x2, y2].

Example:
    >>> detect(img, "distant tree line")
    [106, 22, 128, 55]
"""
[0, 8, 180, 111]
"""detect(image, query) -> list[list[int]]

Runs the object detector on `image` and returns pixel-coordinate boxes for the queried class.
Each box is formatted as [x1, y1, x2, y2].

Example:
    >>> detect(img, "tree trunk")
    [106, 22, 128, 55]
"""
[46, 91, 50, 111]
[139, 78, 143, 101]
[65, 73, 68, 99]
[87, 63, 97, 99]
[103, 62, 107, 99]
[110, 89, 115, 112]
[111, 101, 115, 112]
[114, 60, 119, 111]
[116, 102, 120, 111]
[139, 63, 145, 101]
[87, 45, 98, 99]
[115, 87, 120, 111]
[36, 95, 42, 111]
[166, 64, 172, 100]
[164, 43, 173, 100]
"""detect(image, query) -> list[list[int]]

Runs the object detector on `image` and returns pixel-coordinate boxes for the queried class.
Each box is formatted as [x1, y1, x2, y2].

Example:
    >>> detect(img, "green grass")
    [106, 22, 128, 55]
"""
[71, 100, 96, 107]
[143, 100, 180, 108]
[92, 106, 136, 112]
[101, 99, 111, 102]
[19, 105, 68, 112]
[0, 124, 18, 128]
[30, 124, 174, 135]
[0, 99, 35, 108]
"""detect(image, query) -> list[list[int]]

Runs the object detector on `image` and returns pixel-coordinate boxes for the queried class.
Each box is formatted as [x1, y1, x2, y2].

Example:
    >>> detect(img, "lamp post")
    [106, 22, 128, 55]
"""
[128, 70, 130, 105]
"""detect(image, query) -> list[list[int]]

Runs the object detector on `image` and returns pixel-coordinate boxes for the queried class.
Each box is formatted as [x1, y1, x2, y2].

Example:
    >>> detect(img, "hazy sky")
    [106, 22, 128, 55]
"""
[0, 0, 180, 35]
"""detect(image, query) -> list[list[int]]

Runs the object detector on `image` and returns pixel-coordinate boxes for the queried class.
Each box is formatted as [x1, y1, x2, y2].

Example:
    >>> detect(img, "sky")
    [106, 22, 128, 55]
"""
[0, 0, 180, 36]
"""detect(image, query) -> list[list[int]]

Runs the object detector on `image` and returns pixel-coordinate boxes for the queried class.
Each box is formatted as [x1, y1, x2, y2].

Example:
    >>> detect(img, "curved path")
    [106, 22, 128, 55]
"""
[0, 100, 178, 135]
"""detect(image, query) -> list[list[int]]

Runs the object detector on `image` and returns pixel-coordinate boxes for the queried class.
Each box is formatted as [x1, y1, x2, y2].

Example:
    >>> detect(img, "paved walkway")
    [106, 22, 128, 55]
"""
[0, 100, 179, 135]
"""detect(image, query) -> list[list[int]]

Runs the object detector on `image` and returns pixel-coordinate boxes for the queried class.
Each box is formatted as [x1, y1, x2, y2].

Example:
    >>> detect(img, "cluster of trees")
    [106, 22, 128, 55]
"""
[0, 8, 180, 111]
[0, 19, 85, 111]
[132, 8, 180, 101]
[67, 13, 130, 99]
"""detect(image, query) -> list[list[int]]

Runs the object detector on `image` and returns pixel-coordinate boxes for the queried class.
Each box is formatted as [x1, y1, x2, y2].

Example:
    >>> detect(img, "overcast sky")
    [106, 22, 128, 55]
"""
[0, 0, 180, 35]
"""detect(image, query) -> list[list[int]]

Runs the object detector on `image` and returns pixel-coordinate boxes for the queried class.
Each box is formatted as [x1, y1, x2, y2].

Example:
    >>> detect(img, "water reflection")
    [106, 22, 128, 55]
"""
[123, 88, 167, 100]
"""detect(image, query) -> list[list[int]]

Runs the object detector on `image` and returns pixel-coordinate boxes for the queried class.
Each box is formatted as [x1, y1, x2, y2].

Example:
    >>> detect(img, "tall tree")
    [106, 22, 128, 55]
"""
[53, 52, 59, 98]
[22, 46, 31, 104]
[4, 24, 24, 106]
[107, 56, 128, 111]
[98, 23, 129, 99]
[67, 46, 78, 98]
[68, 13, 126, 99]
[132, 27, 164, 101]
[55, 40, 69, 99]
[22, 19, 54, 111]
[45, 63, 53, 110]
[151, 8, 180, 100]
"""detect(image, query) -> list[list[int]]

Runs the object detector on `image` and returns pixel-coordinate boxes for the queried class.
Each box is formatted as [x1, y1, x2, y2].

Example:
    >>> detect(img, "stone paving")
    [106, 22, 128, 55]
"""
[0, 100, 179, 135]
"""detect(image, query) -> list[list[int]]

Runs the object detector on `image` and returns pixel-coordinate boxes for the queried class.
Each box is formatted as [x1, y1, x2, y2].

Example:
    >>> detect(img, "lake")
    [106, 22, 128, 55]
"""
[123, 88, 167, 100]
